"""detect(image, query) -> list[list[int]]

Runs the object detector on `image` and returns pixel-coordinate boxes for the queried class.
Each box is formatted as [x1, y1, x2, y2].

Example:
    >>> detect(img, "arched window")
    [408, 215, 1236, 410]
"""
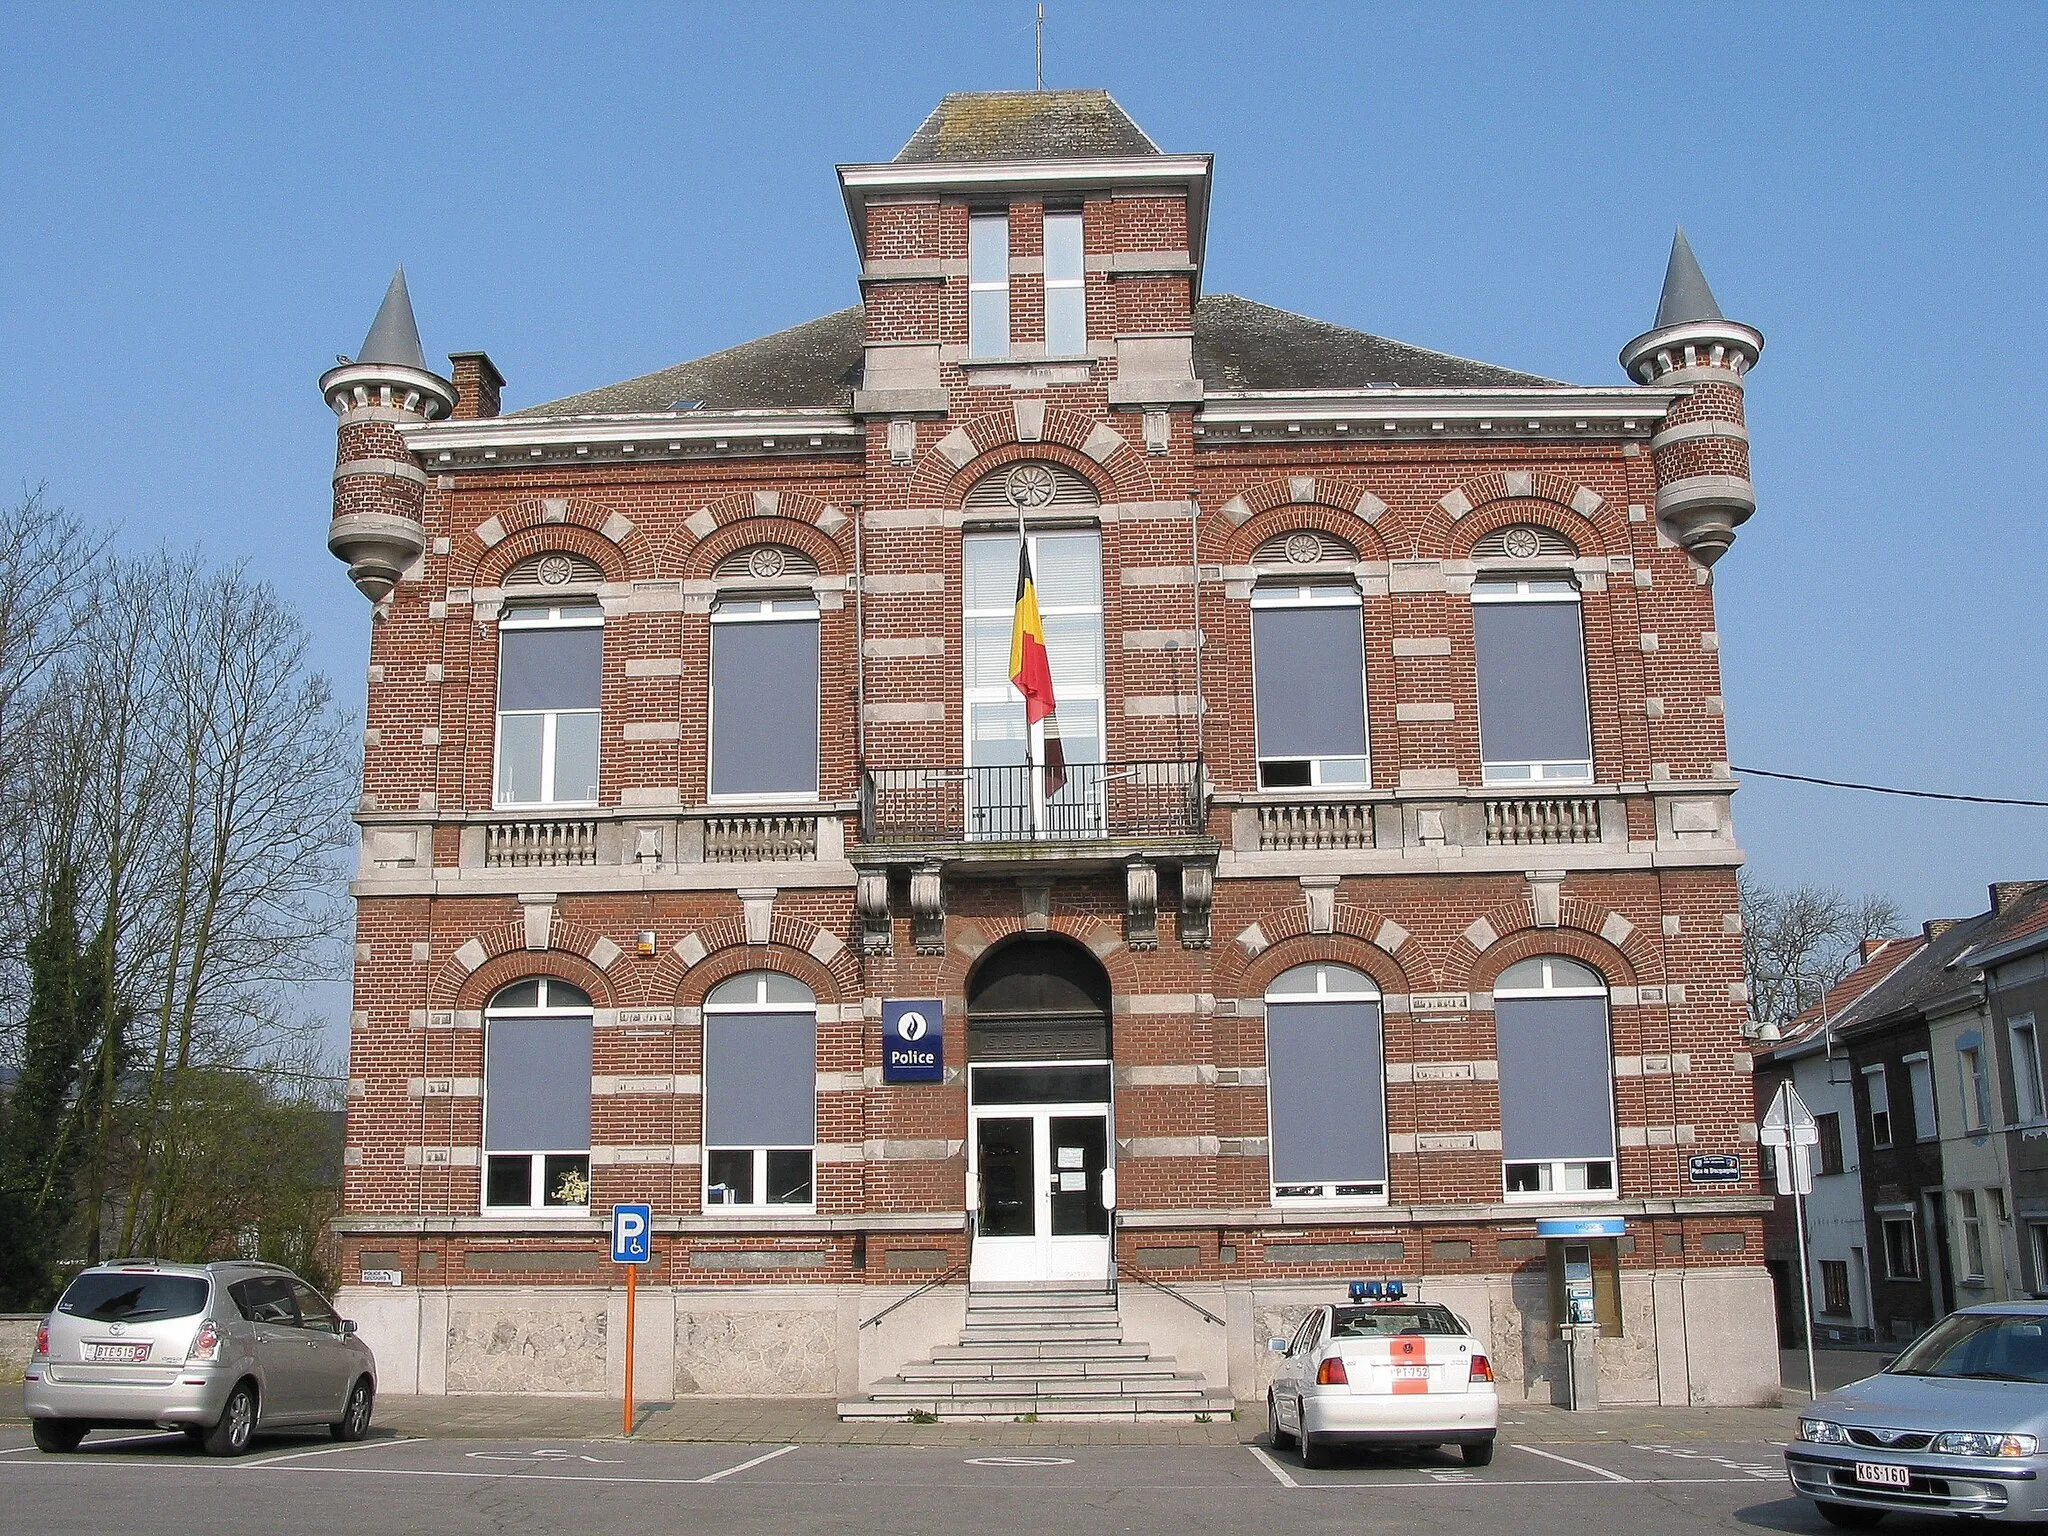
[1250, 575, 1367, 789]
[1264, 962, 1386, 1205]
[709, 593, 821, 799]
[1493, 956, 1616, 1200]
[496, 599, 602, 806]
[1471, 572, 1592, 786]
[482, 978, 594, 1212]
[703, 972, 817, 1209]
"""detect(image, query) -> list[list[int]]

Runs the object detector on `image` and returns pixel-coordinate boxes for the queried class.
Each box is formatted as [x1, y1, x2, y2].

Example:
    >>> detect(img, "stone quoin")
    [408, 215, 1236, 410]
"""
[327, 89, 1777, 1413]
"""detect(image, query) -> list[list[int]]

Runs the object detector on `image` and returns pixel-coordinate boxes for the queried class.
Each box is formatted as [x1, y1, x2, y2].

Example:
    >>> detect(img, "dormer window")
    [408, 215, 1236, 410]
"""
[969, 212, 1011, 359]
[1043, 210, 1085, 355]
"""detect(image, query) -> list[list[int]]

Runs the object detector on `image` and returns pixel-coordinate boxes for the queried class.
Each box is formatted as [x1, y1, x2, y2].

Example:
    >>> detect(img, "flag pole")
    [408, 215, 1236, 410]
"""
[1016, 504, 1040, 832]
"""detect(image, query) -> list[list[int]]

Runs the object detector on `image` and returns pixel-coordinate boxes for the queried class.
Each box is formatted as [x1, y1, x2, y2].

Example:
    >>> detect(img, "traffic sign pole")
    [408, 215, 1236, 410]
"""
[1793, 1176, 1817, 1404]
[624, 1259, 636, 1437]
[611, 1203, 652, 1437]
[1762, 1081, 1820, 1404]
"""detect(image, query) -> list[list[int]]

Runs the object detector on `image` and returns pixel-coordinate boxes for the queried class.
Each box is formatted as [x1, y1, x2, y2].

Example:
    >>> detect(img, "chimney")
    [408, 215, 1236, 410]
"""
[449, 351, 505, 421]
[1859, 937, 1894, 965]
[1924, 918, 1961, 942]
[1989, 880, 2048, 914]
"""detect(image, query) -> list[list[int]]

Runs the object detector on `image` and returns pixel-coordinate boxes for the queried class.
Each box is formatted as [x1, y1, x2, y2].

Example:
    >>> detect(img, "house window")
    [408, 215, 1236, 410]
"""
[1959, 1044, 1991, 1133]
[1864, 1064, 1892, 1148]
[1042, 210, 1086, 356]
[1819, 1259, 1852, 1317]
[1905, 1053, 1938, 1142]
[1472, 576, 1592, 784]
[495, 602, 602, 806]
[1494, 956, 1616, 1200]
[709, 595, 820, 799]
[702, 971, 817, 1210]
[2010, 1014, 2044, 1123]
[1957, 1190, 1987, 1281]
[1249, 582, 1368, 790]
[2033, 1224, 2048, 1292]
[968, 211, 1011, 359]
[1263, 963, 1387, 1205]
[482, 978, 593, 1212]
[1882, 1215, 1919, 1280]
[1816, 1112, 1845, 1176]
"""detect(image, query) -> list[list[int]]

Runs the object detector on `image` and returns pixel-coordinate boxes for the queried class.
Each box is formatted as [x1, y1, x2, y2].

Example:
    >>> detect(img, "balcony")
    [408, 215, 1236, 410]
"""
[859, 761, 1209, 850]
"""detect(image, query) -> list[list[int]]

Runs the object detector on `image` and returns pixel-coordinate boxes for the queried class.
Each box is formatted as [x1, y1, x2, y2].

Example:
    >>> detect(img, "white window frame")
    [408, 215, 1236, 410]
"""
[707, 594, 822, 804]
[1904, 1052, 1938, 1142]
[1864, 1063, 1893, 1149]
[1495, 956, 1617, 1202]
[494, 601, 603, 809]
[1263, 962, 1388, 1208]
[1249, 581, 1370, 790]
[1881, 1213, 1919, 1280]
[1041, 209, 1086, 357]
[2010, 1014, 2044, 1124]
[481, 977, 594, 1216]
[1957, 1189, 1987, 1281]
[1959, 1044, 1991, 1134]
[701, 971, 817, 1215]
[968, 211, 1011, 360]
[1472, 575, 1594, 785]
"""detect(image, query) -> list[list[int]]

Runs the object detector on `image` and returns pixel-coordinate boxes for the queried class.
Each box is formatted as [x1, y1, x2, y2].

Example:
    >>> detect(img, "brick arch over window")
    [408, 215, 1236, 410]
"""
[924, 914, 1145, 1005]
[1220, 501, 1389, 565]
[646, 916, 860, 1006]
[1460, 909, 1655, 992]
[1211, 474, 1391, 553]
[671, 941, 850, 1012]
[456, 496, 653, 585]
[1212, 899, 1412, 997]
[659, 488, 854, 578]
[907, 407, 1151, 505]
[1427, 472, 1629, 556]
[1229, 932, 1412, 1003]
[442, 940, 621, 1013]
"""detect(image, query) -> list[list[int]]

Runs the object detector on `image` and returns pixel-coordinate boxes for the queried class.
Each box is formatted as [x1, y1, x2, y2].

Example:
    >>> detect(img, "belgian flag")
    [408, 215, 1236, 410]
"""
[1008, 542, 1066, 794]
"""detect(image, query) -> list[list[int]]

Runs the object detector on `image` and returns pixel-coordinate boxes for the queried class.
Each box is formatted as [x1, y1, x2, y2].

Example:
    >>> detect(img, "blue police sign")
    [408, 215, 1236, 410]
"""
[611, 1203, 652, 1265]
[882, 999, 944, 1083]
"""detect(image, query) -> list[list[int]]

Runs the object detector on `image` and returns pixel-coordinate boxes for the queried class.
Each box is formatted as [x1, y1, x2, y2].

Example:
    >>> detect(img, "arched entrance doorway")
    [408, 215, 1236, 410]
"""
[966, 936, 1114, 1283]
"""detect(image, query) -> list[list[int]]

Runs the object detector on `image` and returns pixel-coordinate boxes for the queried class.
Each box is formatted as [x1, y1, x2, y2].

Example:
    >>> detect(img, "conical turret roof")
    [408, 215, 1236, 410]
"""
[1654, 227, 1724, 329]
[357, 266, 429, 371]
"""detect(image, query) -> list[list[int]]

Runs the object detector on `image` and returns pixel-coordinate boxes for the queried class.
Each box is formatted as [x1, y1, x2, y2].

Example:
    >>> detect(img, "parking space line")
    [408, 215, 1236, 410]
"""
[238, 1436, 421, 1468]
[696, 1444, 797, 1484]
[1513, 1444, 1632, 1483]
[0, 1447, 44, 1458]
[1246, 1446, 1299, 1488]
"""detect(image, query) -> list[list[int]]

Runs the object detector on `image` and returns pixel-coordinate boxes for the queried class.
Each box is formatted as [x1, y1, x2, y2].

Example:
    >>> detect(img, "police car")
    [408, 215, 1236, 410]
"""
[1267, 1281, 1499, 1467]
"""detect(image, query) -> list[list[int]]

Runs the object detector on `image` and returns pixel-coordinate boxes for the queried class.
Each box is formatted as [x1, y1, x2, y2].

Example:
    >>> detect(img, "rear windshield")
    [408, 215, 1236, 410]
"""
[1890, 1312, 2048, 1384]
[1331, 1304, 1465, 1338]
[57, 1272, 210, 1324]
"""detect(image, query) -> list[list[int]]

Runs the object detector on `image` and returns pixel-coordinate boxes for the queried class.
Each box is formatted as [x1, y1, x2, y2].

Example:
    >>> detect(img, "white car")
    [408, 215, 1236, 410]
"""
[1268, 1294, 1499, 1467]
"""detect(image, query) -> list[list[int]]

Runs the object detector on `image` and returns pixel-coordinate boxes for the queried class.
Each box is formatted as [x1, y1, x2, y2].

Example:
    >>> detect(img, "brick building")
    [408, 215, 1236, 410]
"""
[323, 90, 1778, 1412]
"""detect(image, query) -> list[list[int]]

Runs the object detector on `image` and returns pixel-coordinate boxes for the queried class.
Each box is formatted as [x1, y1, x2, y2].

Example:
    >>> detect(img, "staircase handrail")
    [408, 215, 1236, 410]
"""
[859, 1257, 969, 1330]
[1115, 1256, 1226, 1328]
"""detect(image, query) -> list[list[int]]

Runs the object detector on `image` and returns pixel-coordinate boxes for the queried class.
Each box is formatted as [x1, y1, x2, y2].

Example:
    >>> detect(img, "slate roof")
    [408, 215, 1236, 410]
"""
[357, 266, 428, 372]
[1831, 915, 2001, 1036]
[514, 295, 1551, 418]
[894, 90, 1159, 163]
[1654, 227, 1725, 329]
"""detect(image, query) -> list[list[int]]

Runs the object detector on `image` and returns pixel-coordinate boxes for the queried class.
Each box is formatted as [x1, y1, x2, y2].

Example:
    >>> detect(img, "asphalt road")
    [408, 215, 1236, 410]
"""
[0, 1425, 1933, 1535]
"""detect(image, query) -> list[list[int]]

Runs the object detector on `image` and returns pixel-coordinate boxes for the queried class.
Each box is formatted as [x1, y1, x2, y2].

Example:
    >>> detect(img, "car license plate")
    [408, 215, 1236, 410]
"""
[87, 1343, 151, 1362]
[1391, 1364, 1429, 1380]
[1854, 1462, 1911, 1488]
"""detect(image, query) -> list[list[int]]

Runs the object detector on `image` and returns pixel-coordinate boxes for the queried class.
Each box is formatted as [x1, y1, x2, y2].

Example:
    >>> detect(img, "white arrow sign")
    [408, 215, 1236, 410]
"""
[1760, 1081, 1819, 1148]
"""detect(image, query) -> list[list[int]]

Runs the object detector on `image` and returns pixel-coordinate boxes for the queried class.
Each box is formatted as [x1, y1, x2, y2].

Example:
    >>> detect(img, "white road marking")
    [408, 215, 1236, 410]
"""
[964, 1456, 1075, 1467]
[1512, 1444, 1632, 1483]
[696, 1444, 797, 1484]
[0, 1447, 45, 1458]
[1247, 1445, 1299, 1487]
[239, 1436, 420, 1468]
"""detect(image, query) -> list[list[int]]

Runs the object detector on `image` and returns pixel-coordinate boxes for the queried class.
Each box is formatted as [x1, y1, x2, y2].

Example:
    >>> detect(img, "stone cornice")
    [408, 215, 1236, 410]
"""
[1196, 386, 1685, 446]
[401, 409, 864, 470]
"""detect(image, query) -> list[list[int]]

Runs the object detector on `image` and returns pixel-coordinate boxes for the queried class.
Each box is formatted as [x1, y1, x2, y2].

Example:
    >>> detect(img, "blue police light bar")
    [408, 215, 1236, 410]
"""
[1349, 1279, 1407, 1301]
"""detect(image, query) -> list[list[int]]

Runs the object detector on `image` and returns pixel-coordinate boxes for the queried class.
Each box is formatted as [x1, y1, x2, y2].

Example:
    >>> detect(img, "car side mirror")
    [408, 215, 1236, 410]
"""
[1268, 1337, 1289, 1355]
[340, 1319, 358, 1336]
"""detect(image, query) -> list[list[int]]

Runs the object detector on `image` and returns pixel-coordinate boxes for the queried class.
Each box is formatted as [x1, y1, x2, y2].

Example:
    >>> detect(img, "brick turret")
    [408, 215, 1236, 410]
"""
[318, 267, 456, 602]
[1619, 229, 1763, 567]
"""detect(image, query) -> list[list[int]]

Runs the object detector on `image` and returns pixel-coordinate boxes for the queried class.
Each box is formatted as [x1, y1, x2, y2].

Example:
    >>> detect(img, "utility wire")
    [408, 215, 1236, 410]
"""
[1732, 764, 2048, 809]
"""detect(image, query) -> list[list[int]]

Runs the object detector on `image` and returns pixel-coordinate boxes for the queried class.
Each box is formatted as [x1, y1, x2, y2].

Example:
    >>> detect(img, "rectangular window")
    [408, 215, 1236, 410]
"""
[1497, 995, 1617, 1200]
[483, 1018, 593, 1212]
[1472, 578, 1593, 784]
[496, 604, 602, 806]
[1906, 1053, 1937, 1141]
[1882, 1215, 1919, 1280]
[968, 212, 1011, 359]
[1957, 1190, 1987, 1280]
[1864, 1064, 1892, 1148]
[1265, 998, 1387, 1203]
[709, 597, 820, 799]
[1042, 210, 1086, 356]
[1816, 1112, 1845, 1175]
[703, 1010, 817, 1210]
[1820, 1259, 1852, 1316]
[2011, 1015, 2044, 1123]
[2034, 1225, 2048, 1293]
[1251, 585, 1368, 789]
[1959, 1045, 1991, 1133]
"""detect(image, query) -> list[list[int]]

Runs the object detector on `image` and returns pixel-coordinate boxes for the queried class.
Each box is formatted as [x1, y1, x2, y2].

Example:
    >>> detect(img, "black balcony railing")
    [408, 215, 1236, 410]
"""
[860, 761, 1206, 845]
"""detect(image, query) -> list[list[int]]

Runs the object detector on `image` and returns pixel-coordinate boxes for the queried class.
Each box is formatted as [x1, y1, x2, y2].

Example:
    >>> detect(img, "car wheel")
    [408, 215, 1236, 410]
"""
[31, 1419, 87, 1454]
[203, 1382, 257, 1457]
[1300, 1416, 1331, 1469]
[331, 1377, 374, 1442]
[1815, 1503, 1884, 1529]
[1267, 1392, 1296, 1452]
[1462, 1436, 1496, 1468]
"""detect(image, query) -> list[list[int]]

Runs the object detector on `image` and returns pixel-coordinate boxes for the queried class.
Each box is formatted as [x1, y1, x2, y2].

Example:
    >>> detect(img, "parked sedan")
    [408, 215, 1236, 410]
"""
[23, 1259, 376, 1455]
[1268, 1296, 1498, 1467]
[1786, 1301, 2048, 1526]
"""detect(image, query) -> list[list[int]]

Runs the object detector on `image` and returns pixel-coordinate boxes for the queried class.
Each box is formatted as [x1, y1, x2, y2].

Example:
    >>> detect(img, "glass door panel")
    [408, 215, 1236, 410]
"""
[1048, 1115, 1108, 1238]
[976, 1117, 1036, 1238]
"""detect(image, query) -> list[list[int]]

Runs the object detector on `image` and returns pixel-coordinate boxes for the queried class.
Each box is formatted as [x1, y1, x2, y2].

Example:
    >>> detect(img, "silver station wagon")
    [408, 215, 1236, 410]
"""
[1787, 1302, 2048, 1526]
[23, 1259, 376, 1455]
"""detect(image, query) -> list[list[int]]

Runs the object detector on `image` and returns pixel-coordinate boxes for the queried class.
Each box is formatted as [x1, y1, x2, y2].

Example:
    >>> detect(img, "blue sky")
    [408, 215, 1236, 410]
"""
[5, 0, 2044, 969]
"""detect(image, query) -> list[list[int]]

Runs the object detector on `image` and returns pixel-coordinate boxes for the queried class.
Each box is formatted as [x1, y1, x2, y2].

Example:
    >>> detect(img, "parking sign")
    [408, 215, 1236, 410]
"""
[611, 1203, 652, 1265]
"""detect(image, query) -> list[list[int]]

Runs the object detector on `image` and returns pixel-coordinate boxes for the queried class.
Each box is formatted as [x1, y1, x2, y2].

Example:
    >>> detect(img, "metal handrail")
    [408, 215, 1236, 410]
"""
[859, 1257, 968, 1330]
[1115, 1255, 1226, 1327]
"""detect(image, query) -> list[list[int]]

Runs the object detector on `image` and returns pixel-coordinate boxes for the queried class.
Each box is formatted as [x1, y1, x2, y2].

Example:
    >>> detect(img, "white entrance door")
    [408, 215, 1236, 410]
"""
[970, 1099, 1112, 1283]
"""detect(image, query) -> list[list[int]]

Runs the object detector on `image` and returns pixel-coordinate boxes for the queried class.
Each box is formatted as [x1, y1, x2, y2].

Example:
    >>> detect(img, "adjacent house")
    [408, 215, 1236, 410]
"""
[1961, 885, 2048, 1296]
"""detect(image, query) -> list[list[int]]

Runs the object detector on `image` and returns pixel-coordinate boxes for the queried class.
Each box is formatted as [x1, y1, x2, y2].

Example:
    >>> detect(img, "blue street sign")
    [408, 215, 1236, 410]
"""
[882, 999, 944, 1083]
[611, 1203, 652, 1265]
[1688, 1152, 1742, 1184]
[1534, 1216, 1628, 1239]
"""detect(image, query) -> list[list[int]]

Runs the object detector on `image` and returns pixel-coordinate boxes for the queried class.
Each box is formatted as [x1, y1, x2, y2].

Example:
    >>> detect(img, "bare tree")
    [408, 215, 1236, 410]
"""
[1740, 872, 1908, 1027]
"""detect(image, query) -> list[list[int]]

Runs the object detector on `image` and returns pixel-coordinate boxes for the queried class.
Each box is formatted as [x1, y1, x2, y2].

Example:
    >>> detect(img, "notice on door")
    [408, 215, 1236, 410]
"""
[882, 999, 944, 1083]
[1057, 1146, 1084, 1169]
[1058, 1171, 1087, 1191]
